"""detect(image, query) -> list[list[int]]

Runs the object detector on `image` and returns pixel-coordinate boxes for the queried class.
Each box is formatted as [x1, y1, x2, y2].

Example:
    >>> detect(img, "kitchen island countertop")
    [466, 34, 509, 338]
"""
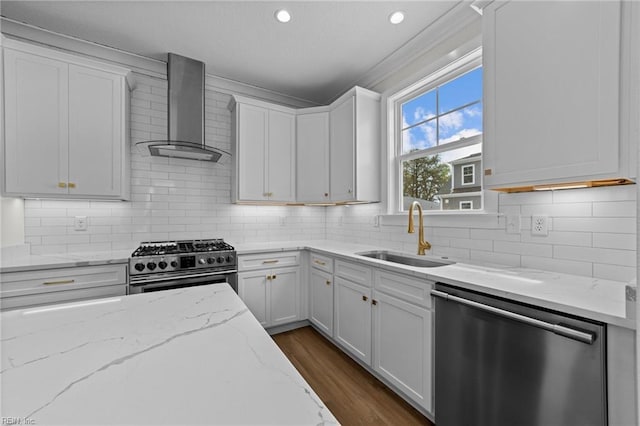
[0, 283, 338, 425]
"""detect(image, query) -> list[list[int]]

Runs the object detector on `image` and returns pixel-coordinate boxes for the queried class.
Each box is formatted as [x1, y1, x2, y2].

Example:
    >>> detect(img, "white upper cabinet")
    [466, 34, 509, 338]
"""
[329, 87, 381, 203]
[482, 0, 638, 189]
[3, 39, 132, 200]
[296, 111, 330, 203]
[230, 96, 296, 203]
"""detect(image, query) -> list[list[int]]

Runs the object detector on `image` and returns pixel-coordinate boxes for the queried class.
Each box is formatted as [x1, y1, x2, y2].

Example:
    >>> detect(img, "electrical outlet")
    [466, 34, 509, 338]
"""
[74, 216, 88, 231]
[531, 215, 548, 236]
[506, 215, 521, 234]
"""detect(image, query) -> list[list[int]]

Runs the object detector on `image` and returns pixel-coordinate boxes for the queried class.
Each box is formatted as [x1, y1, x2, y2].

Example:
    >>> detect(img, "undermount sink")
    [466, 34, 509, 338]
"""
[355, 250, 455, 268]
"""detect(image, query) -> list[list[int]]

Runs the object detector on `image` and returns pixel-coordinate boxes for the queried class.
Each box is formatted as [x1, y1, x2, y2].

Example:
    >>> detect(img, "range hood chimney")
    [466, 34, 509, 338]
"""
[136, 53, 229, 162]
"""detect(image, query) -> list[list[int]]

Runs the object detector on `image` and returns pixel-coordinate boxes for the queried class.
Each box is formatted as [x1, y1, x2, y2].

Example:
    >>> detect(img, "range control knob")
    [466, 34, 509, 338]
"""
[146, 262, 157, 271]
[158, 261, 168, 269]
[170, 260, 178, 268]
[198, 258, 207, 265]
[134, 263, 145, 272]
[207, 257, 215, 264]
[226, 255, 234, 263]
[217, 256, 225, 264]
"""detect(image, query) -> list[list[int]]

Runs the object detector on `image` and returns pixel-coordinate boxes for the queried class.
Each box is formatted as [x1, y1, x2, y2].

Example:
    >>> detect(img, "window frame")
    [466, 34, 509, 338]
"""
[461, 164, 475, 186]
[391, 49, 483, 214]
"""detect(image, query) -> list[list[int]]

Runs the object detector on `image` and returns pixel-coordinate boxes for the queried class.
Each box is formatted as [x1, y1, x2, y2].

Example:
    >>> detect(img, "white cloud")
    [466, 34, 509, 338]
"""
[439, 128, 482, 145]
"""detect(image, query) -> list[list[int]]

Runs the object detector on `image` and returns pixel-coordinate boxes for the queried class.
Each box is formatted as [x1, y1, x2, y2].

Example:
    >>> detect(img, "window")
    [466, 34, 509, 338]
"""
[461, 164, 475, 185]
[395, 53, 483, 212]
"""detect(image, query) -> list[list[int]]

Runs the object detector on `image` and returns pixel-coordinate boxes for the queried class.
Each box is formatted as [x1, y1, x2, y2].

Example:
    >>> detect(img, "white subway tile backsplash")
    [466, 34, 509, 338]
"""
[593, 232, 636, 250]
[553, 217, 636, 233]
[554, 245, 635, 267]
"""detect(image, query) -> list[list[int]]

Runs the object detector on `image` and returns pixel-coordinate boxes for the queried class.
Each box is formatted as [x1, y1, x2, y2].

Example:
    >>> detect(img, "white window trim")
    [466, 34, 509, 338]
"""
[459, 200, 473, 210]
[386, 48, 487, 215]
[461, 164, 475, 186]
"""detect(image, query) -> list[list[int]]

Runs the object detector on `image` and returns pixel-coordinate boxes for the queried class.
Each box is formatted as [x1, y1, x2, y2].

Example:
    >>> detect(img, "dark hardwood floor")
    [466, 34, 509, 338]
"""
[272, 326, 433, 426]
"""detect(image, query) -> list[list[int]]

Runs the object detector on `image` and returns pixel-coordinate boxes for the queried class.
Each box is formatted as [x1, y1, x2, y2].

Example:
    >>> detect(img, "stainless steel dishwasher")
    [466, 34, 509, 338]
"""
[432, 283, 607, 426]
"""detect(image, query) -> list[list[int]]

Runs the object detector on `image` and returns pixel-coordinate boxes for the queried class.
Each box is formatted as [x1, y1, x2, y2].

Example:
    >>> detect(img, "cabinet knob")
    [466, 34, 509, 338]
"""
[372, 299, 378, 306]
[272, 274, 276, 280]
[348, 188, 353, 194]
[324, 193, 329, 197]
[68, 182, 76, 189]
[58, 182, 67, 188]
[362, 295, 368, 302]
[325, 280, 331, 286]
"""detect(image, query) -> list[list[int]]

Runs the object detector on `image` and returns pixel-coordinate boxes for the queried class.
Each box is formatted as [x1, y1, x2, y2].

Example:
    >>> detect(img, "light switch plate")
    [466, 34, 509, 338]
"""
[506, 215, 521, 234]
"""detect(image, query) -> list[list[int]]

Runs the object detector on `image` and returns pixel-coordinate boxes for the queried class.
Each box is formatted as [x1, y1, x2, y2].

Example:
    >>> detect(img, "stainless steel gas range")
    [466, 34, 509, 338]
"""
[128, 239, 237, 294]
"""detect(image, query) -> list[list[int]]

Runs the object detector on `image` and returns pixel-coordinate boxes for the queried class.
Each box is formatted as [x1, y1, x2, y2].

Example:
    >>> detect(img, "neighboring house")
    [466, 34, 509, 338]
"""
[438, 153, 482, 210]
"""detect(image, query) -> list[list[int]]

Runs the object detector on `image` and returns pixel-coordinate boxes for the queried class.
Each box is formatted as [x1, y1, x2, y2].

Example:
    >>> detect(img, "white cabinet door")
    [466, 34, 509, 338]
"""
[3, 41, 130, 200]
[68, 64, 123, 197]
[330, 96, 356, 202]
[483, 0, 624, 188]
[3, 48, 69, 196]
[236, 103, 268, 201]
[296, 112, 330, 202]
[372, 291, 432, 413]
[238, 271, 268, 327]
[269, 266, 300, 327]
[267, 110, 296, 202]
[309, 267, 333, 336]
[334, 276, 372, 365]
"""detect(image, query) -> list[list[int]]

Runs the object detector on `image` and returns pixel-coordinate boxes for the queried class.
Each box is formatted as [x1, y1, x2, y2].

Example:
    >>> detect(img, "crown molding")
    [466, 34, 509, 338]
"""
[341, 1, 481, 104]
[0, 17, 319, 108]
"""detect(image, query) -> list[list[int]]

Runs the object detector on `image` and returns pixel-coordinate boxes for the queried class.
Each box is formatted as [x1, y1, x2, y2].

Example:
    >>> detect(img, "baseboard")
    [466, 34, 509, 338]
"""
[266, 319, 310, 336]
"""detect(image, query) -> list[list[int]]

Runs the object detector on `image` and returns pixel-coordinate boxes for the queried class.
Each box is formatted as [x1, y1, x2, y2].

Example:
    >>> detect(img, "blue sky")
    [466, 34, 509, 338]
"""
[402, 67, 483, 158]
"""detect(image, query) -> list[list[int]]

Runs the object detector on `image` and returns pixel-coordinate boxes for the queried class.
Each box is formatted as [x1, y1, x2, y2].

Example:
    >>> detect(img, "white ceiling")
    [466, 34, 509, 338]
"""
[0, 1, 464, 105]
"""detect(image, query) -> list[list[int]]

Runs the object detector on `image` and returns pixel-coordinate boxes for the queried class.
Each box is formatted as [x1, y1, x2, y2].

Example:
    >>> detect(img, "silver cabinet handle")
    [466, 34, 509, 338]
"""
[431, 289, 596, 344]
[262, 260, 279, 264]
[314, 260, 326, 266]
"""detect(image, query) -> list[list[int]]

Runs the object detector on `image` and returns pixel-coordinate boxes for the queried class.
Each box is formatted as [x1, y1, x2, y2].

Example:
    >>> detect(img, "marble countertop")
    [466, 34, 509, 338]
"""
[0, 283, 338, 425]
[1, 239, 635, 328]
[233, 240, 636, 329]
[0, 245, 131, 273]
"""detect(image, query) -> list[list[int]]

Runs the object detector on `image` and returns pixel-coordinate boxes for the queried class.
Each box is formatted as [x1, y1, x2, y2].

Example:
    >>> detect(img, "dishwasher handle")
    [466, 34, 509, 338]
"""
[431, 289, 596, 345]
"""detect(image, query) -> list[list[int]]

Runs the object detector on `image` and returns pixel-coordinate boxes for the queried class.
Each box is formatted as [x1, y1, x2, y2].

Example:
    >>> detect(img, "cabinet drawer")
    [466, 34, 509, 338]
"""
[1, 284, 127, 311]
[335, 260, 372, 287]
[0, 264, 127, 299]
[310, 252, 333, 273]
[374, 270, 433, 309]
[238, 251, 300, 271]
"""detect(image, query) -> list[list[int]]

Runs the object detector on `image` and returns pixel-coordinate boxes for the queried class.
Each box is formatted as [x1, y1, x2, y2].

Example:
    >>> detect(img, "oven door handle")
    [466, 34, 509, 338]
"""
[130, 270, 237, 285]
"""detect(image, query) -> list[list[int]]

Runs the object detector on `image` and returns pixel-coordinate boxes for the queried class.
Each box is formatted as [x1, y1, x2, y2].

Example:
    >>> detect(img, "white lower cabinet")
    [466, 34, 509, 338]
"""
[311, 255, 434, 416]
[372, 291, 432, 413]
[238, 267, 300, 328]
[0, 264, 128, 311]
[334, 276, 372, 365]
[309, 267, 334, 336]
[238, 252, 301, 328]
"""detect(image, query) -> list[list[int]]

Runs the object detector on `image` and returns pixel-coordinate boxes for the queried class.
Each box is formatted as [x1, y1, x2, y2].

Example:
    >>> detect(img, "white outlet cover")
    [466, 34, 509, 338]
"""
[531, 215, 548, 236]
[74, 216, 88, 231]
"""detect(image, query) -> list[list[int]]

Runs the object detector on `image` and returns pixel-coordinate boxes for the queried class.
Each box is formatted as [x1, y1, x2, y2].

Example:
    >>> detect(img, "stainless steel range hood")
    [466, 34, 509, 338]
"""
[136, 53, 229, 162]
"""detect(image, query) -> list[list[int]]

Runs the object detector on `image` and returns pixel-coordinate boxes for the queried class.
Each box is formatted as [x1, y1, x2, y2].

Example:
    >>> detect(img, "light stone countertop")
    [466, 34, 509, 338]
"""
[0, 246, 132, 273]
[0, 283, 338, 426]
[233, 240, 636, 329]
[1, 239, 635, 328]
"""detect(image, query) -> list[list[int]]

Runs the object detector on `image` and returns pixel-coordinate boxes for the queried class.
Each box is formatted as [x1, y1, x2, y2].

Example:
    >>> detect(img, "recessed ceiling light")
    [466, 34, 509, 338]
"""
[275, 9, 291, 23]
[389, 11, 405, 25]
